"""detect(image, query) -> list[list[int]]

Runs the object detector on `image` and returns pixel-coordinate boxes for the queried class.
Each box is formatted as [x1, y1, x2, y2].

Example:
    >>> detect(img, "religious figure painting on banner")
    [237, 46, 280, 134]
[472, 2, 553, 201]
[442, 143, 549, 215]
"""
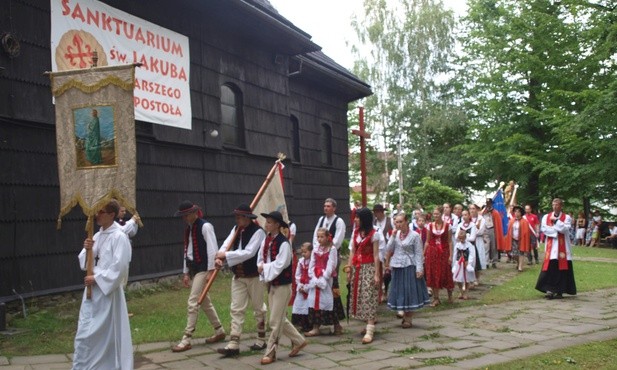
[73, 105, 116, 168]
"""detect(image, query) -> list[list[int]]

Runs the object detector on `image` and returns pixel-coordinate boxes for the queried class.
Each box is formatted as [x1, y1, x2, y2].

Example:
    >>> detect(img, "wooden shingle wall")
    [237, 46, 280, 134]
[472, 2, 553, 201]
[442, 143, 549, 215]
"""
[0, 0, 357, 299]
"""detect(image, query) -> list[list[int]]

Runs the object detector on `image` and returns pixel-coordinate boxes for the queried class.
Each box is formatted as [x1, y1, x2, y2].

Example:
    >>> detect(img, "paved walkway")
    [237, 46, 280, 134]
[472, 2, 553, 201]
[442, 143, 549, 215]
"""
[2, 285, 617, 370]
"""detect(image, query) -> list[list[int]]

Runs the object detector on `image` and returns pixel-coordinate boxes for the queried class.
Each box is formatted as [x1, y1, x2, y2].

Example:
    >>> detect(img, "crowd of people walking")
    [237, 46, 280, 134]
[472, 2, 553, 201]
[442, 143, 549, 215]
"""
[71, 195, 587, 368]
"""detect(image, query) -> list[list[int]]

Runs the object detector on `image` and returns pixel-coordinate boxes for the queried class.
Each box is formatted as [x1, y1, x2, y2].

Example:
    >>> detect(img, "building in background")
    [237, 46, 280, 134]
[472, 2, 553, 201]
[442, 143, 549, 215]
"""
[0, 0, 371, 300]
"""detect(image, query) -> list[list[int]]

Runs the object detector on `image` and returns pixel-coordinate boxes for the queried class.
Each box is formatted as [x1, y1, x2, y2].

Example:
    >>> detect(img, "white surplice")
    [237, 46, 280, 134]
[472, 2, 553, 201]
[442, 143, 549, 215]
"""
[73, 222, 133, 370]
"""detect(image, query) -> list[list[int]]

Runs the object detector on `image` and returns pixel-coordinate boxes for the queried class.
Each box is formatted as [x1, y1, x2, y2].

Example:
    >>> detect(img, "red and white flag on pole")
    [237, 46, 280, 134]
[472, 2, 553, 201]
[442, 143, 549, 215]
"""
[253, 162, 288, 226]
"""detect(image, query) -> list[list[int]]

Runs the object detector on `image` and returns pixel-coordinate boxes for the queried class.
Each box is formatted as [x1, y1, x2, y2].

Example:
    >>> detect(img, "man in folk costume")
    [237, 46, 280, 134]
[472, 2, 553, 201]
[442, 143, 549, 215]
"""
[215, 204, 267, 357]
[535, 198, 577, 299]
[312, 197, 346, 333]
[482, 198, 505, 268]
[257, 211, 307, 365]
[506, 205, 531, 272]
[73, 199, 133, 370]
[172, 201, 226, 352]
[313, 198, 346, 249]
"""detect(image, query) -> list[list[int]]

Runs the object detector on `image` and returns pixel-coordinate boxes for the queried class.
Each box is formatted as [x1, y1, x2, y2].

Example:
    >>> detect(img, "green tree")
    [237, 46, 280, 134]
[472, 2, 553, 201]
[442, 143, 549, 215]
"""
[406, 177, 466, 212]
[456, 0, 617, 209]
[350, 0, 470, 203]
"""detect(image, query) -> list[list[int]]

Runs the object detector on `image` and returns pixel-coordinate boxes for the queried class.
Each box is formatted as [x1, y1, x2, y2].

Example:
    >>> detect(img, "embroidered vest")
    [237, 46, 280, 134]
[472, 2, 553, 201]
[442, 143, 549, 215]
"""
[351, 228, 376, 266]
[184, 218, 209, 272]
[231, 222, 261, 278]
[263, 233, 293, 286]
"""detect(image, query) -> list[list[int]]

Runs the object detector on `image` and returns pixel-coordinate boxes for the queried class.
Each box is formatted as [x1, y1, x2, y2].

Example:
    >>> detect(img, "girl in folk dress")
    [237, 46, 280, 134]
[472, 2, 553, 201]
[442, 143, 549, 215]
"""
[345, 208, 381, 344]
[424, 206, 454, 306]
[457, 209, 481, 287]
[452, 229, 476, 300]
[506, 206, 531, 272]
[305, 228, 339, 336]
[386, 213, 431, 328]
[291, 243, 312, 333]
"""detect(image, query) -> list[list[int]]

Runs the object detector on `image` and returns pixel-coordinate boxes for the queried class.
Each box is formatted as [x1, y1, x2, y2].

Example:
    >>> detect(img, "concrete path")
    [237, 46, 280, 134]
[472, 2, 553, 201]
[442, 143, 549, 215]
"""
[2, 286, 617, 369]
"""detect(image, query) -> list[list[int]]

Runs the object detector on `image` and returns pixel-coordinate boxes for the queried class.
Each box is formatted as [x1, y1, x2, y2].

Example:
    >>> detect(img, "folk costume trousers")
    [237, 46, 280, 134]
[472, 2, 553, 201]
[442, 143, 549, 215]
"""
[230, 275, 267, 338]
[484, 230, 498, 264]
[266, 284, 305, 353]
[184, 271, 222, 338]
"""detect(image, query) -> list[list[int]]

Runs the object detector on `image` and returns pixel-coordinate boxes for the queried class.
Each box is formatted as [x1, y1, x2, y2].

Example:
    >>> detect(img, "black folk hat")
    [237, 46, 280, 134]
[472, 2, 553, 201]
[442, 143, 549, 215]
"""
[260, 211, 288, 228]
[372, 204, 385, 212]
[174, 200, 200, 217]
[233, 204, 258, 219]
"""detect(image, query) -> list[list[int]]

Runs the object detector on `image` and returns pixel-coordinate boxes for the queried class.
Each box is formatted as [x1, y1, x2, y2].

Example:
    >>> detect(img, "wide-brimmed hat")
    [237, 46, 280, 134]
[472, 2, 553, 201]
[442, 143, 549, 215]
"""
[233, 204, 257, 219]
[260, 211, 288, 228]
[174, 200, 200, 217]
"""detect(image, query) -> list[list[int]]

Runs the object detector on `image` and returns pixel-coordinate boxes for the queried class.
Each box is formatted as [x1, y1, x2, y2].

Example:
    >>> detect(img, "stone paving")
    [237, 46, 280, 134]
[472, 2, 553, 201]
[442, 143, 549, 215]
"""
[2, 286, 617, 369]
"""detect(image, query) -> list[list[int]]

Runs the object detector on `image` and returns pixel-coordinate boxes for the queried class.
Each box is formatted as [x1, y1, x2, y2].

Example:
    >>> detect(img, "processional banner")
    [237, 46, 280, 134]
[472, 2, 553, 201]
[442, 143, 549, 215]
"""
[49, 64, 139, 228]
[253, 162, 289, 227]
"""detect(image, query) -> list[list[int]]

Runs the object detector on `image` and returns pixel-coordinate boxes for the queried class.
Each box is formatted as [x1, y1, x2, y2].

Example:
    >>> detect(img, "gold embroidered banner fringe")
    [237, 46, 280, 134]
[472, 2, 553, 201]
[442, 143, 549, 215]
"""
[49, 64, 140, 230]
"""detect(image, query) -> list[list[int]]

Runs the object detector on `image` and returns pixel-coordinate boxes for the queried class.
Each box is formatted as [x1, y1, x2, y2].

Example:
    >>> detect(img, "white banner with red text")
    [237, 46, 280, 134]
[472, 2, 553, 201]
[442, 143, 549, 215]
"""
[51, 0, 191, 129]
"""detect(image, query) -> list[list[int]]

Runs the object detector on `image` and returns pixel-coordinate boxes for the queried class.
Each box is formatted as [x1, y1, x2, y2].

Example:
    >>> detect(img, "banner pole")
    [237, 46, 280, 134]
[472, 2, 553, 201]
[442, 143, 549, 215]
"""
[86, 215, 94, 299]
[197, 154, 286, 305]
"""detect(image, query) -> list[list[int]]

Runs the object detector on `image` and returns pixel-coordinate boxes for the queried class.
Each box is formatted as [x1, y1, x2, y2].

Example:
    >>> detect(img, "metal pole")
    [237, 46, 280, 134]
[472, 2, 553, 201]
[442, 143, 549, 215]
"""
[397, 134, 403, 206]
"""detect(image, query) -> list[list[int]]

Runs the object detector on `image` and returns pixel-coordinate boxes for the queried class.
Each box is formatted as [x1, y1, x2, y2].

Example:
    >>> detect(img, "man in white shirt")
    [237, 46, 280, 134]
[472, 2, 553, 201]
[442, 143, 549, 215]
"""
[313, 198, 346, 250]
[215, 204, 267, 356]
[172, 201, 225, 352]
[257, 211, 307, 365]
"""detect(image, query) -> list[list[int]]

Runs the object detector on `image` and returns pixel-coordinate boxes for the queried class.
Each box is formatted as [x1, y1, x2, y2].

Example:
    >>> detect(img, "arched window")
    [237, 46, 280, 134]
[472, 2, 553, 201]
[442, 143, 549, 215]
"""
[321, 123, 332, 166]
[290, 115, 300, 162]
[220, 84, 245, 147]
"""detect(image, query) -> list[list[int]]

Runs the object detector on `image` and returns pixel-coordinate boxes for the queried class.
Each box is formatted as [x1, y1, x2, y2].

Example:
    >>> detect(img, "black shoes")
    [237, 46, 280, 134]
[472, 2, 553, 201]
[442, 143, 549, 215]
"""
[544, 291, 563, 300]
[250, 342, 267, 351]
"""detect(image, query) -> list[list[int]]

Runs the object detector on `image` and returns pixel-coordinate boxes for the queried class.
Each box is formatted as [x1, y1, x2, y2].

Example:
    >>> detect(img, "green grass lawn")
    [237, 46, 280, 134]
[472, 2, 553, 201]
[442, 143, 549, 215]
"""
[479, 260, 617, 305]
[571, 244, 617, 259]
[1, 246, 616, 358]
[483, 338, 617, 370]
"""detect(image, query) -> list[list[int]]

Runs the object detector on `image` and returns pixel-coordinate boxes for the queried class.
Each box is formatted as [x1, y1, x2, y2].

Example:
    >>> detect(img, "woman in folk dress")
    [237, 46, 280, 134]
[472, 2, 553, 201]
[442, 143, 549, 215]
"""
[424, 206, 454, 306]
[345, 208, 380, 344]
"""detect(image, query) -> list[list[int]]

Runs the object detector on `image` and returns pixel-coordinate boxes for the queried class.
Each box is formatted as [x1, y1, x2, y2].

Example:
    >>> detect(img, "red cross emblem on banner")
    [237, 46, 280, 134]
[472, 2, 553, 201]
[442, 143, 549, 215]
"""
[64, 34, 93, 69]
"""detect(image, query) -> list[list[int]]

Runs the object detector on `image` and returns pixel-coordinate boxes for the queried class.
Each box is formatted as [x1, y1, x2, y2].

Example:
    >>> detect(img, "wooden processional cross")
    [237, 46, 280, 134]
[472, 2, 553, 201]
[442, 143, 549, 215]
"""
[352, 106, 371, 207]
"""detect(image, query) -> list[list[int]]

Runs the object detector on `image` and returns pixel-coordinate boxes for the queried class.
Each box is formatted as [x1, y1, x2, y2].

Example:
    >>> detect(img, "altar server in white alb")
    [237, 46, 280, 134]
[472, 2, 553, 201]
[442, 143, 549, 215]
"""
[73, 199, 133, 370]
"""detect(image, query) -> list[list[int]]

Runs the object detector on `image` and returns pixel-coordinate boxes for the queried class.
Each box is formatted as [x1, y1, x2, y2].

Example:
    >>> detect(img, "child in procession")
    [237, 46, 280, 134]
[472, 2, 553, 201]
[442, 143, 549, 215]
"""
[452, 229, 476, 300]
[305, 228, 339, 336]
[291, 242, 312, 333]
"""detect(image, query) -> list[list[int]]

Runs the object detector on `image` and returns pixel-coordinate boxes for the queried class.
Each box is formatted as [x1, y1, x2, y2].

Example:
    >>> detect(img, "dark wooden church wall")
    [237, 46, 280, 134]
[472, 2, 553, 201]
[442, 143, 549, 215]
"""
[0, 0, 356, 298]
[287, 80, 352, 243]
